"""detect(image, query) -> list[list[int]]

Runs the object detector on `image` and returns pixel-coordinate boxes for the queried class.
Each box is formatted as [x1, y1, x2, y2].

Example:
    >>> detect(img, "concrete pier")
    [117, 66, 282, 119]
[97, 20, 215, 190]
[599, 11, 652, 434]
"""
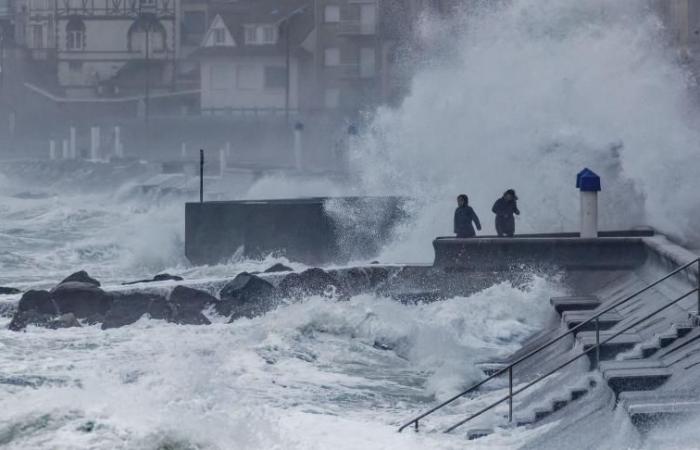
[185, 197, 405, 265]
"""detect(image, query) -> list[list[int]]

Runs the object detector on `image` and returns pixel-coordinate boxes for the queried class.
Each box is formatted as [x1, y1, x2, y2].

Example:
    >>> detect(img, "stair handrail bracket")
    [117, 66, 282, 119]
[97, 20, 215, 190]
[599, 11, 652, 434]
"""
[398, 257, 700, 434]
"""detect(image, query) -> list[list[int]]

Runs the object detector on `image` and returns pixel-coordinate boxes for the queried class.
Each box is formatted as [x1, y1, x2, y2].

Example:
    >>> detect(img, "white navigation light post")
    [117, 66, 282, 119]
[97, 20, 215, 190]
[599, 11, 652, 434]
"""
[577, 168, 601, 238]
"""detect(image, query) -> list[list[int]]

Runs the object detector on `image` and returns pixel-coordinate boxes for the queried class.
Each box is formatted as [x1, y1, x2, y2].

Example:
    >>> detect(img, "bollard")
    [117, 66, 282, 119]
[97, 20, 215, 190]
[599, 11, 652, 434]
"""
[199, 149, 204, 203]
[114, 126, 123, 158]
[49, 140, 56, 160]
[62, 139, 70, 159]
[219, 148, 226, 177]
[576, 168, 601, 238]
[293, 122, 304, 171]
[90, 126, 100, 161]
[69, 127, 77, 159]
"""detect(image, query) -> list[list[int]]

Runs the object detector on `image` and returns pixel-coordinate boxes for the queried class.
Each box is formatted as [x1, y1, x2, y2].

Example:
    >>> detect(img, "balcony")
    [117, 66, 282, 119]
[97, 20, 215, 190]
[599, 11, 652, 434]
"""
[337, 20, 376, 36]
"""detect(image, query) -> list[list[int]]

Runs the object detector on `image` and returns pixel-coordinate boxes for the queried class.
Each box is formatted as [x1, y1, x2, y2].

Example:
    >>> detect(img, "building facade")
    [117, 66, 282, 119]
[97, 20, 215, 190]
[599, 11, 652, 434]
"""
[195, 1, 312, 115]
[16, 0, 179, 98]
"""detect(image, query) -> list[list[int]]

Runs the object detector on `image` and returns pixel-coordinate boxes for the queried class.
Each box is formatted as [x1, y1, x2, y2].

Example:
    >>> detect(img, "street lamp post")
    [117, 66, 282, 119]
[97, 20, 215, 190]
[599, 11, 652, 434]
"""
[279, 5, 307, 124]
[144, 19, 150, 124]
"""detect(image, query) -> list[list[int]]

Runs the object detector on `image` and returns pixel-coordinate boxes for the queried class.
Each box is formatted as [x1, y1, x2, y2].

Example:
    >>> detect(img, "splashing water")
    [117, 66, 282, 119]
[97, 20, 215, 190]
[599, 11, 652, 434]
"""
[348, 0, 700, 261]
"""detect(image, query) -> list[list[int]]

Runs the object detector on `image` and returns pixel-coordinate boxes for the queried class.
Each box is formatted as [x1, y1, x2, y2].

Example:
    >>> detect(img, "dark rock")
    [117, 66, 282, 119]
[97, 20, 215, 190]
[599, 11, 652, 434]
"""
[168, 286, 216, 325]
[0, 287, 21, 295]
[18, 290, 59, 315]
[50, 282, 112, 319]
[122, 273, 184, 285]
[0, 303, 17, 318]
[264, 263, 293, 273]
[329, 267, 390, 297]
[278, 268, 342, 299]
[47, 313, 81, 329]
[9, 310, 54, 331]
[217, 272, 278, 320]
[59, 271, 100, 287]
[102, 292, 170, 329]
[153, 273, 184, 282]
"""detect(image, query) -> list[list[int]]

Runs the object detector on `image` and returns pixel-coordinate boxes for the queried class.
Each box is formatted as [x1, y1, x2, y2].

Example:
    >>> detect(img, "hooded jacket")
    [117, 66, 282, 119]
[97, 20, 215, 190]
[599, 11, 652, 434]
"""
[454, 205, 481, 237]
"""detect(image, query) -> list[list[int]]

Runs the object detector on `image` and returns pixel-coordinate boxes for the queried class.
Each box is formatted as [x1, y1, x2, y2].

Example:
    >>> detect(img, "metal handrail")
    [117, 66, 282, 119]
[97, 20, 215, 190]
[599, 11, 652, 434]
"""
[445, 287, 698, 433]
[398, 257, 700, 433]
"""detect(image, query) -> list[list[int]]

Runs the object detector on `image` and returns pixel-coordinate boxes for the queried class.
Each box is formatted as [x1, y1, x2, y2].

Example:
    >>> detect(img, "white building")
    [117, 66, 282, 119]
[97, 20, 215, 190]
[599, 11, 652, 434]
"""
[17, 0, 179, 98]
[195, 1, 313, 115]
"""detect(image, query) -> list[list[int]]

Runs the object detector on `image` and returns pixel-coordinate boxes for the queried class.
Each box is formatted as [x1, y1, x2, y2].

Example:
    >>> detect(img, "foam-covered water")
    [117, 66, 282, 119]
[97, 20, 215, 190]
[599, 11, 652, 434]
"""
[0, 280, 558, 449]
[348, 0, 700, 261]
[2, 0, 700, 447]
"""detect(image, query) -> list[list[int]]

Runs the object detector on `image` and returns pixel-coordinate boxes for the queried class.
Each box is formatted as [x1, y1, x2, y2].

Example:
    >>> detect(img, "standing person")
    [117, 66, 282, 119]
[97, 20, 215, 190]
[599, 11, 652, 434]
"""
[492, 189, 520, 237]
[454, 194, 482, 238]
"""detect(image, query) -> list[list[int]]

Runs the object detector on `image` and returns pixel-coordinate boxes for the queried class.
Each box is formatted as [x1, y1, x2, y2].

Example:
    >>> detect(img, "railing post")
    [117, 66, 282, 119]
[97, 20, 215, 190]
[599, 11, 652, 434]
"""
[697, 260, 699, 318]
[508, 366, 513, 423]
[414, 420, 419, 432]
[594, 317, 600, 370]
[199, 149, 204, 204]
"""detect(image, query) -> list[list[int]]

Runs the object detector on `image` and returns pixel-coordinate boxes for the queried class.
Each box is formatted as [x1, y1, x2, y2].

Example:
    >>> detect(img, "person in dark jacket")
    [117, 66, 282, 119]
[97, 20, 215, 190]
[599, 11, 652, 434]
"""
[492, 189, 520, 237]
[454, 194, 482, 238]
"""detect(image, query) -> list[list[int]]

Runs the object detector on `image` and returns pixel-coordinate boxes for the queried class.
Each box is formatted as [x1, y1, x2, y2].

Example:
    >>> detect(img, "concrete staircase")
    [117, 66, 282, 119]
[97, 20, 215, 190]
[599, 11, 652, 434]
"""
[465, 377, 597, 440]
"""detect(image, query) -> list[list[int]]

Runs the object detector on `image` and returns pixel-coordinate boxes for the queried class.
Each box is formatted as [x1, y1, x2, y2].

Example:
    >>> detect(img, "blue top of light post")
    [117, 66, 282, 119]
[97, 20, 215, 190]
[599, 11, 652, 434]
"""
[576, 168, 601, 192]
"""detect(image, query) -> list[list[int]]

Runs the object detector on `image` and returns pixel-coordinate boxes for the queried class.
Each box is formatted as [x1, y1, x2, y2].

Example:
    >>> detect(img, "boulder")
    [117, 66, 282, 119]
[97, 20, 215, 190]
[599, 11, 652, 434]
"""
[122, 273, 184, 286]
[48, 313, 81, 329]
[329, 267, 390, 297]
[264, 263, 293, 273]
[153, 273, 184, 282]
[17, 290, 59, 315]
[168, 286, 216, 325]
[102, 292, 170, 330]
[9, 311, 81, 331]
[217, 272, 278, 320]
[0, 287, 21, 295]
[9, 310, 54, 331]
[50, 282, 113, 319]
[278, 268, 342, 299]
[59, 271, 100, 287]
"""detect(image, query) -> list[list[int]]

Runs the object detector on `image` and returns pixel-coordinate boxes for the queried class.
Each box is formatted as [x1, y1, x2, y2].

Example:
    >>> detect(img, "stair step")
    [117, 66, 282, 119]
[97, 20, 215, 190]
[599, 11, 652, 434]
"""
[570, 388, 588, 401]
[658, 334, 677, 348]
[550, 296, 601, 315]
[578, 332, 642, 362]
[533, 408, 551, 421]
[640, 344, 659, 358]
[466, 428, 493, 440]
[552, 398, 569, 411]
[619, 390, 700, 433]
[562, 310, 621, 332]
[603, 367, 672, 395]
[599, 359, 665, 373]
[674, 322, 695, 338]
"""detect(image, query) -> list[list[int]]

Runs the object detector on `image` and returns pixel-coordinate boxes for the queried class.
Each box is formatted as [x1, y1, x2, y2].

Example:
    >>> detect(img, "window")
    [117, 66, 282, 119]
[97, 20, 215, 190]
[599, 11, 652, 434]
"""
[32, 24, 43, 48]
[264, 66, 286, 89]
[262, 25, 276, 44]
[210, 64, 228, 90]
[140, 0, 155, 7]
[324, 48, 340, 66]
[360, 47, 375, 78]
[128, 18, 166, 55]
[325, 88, 340, 108]
[213, 28, 225, 44]
[244, 25, 257, 44]
[236, 65, 258, 89]
[66, 18, 85, 50]
[184, 11, 206, 33]
[360, 3, 376, 33]
[325, 5, 340, 23]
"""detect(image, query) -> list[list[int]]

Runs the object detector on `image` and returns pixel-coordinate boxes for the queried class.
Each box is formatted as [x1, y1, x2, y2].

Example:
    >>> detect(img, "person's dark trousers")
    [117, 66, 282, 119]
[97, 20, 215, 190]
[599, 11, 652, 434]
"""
[495, 216, 515, 237]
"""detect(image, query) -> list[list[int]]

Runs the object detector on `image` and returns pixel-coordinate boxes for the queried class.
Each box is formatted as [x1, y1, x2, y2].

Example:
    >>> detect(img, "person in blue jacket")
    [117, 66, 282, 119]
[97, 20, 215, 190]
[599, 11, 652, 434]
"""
[454, 194, 482, 238]
[492, 189, 520, 237]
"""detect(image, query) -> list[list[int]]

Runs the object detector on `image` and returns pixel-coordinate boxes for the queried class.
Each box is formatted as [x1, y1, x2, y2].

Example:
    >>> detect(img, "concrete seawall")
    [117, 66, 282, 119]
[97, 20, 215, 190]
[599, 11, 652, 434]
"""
[185, 197, 405, 265]
[433, 236, 650, 271]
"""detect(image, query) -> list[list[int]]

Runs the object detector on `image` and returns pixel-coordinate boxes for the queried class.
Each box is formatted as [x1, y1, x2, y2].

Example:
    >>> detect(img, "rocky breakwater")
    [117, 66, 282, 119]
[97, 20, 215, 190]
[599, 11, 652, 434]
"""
[8, 266, 395, 332]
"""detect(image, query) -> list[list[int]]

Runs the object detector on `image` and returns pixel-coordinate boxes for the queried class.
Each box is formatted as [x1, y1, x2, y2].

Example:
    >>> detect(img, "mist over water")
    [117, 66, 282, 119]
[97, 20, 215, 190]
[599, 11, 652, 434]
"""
[348, 0, 700, 261]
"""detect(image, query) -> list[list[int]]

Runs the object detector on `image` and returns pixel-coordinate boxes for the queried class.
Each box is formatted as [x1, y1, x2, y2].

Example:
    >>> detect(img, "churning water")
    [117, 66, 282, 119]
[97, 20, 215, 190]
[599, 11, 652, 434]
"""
[2, 0, 700, 448]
